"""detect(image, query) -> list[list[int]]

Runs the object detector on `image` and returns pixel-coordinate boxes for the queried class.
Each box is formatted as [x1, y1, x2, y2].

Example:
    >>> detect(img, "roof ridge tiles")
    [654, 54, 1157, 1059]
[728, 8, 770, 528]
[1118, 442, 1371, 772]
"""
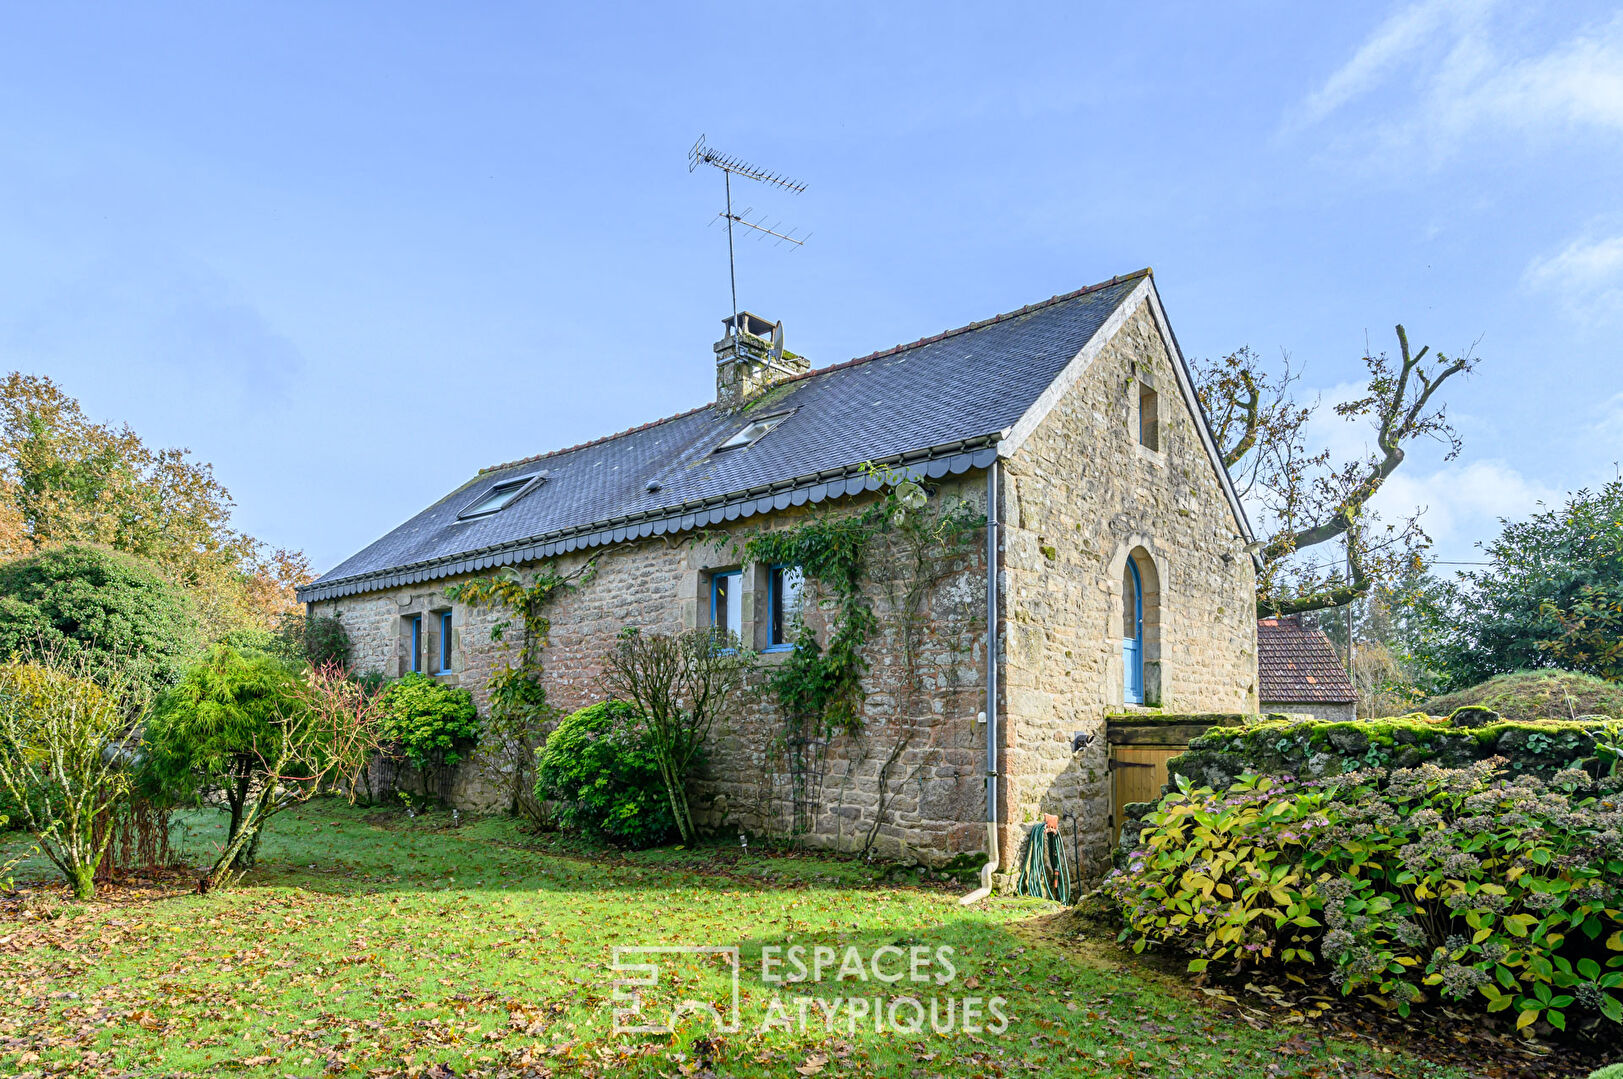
[475, 266, 1150, 477]
[479, 401, 715, 475]
[740, 267, 1153, 392]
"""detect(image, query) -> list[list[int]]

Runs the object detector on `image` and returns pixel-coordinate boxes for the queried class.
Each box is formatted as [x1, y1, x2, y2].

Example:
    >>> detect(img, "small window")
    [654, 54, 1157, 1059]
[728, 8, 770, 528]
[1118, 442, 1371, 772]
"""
[710, 570, 743, 639]
[435, 611, 453, 674]
[405, 614, 423, 674]
[715, 412, 789, 451]
[767, 565, 804, 650]
[1138, 385, 1159, 451]
[458, 471, 547, 520]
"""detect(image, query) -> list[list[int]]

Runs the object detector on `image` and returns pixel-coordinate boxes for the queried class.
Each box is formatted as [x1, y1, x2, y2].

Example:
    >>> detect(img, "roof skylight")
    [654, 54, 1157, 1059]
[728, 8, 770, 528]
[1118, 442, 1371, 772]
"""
[715, 412, 790, 451]
[457, 472, 547, 520]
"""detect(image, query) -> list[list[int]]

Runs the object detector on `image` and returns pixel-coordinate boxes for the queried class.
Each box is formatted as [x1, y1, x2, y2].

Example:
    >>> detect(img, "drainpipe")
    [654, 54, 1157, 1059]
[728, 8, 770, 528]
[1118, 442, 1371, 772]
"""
[960, 461, 1000, 906]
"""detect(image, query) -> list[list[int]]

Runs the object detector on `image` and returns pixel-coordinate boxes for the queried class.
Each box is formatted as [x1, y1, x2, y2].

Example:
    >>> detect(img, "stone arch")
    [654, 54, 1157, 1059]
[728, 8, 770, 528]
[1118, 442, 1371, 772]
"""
[1108, 541, 1163, 706]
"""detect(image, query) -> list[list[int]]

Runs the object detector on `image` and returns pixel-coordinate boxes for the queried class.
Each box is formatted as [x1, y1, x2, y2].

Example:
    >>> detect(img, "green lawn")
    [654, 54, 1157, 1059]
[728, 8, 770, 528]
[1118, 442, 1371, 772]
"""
[0, 801, 1474, 1078]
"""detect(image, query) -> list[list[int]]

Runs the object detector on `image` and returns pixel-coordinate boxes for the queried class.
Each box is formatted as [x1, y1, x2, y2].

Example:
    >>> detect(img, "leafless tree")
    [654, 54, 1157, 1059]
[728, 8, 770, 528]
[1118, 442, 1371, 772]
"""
[1193, 326, 1477, 615]
[599, 628, 751, 844]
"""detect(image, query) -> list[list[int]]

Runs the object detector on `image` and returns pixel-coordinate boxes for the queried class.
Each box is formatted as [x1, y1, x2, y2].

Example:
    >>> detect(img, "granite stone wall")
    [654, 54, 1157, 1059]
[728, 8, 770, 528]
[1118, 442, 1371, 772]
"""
[311, 473, 993, 865]
[999, 297, 1258, 878]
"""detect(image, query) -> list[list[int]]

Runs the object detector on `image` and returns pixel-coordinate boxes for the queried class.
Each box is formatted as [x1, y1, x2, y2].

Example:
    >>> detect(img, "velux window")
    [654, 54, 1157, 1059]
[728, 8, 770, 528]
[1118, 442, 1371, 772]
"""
[458, 471, 547, 520]
[715, 412, 790, 451]
[767, 565, 804, 651]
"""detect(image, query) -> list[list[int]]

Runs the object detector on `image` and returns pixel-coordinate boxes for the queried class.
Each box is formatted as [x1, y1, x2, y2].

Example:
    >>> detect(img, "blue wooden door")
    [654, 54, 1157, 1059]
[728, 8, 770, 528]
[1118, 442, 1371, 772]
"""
[1123, 560, 1144, 704]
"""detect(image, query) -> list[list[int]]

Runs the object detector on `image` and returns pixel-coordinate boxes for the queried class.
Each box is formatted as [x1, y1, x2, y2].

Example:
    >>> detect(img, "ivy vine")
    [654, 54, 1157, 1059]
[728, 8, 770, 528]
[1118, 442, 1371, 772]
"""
[742, 464, 983, 835]
[443, 559, 595, 818]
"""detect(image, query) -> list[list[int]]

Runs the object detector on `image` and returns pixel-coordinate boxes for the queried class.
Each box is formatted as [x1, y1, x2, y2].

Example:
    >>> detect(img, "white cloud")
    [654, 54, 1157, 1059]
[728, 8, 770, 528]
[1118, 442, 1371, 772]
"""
[1523, 228, 1623, 318]
[1373, 458, 1560, 562]
[1590, 392, 1623, 460]
[1294, 4, 1623, 162]
[1296, 0, 1487, 126]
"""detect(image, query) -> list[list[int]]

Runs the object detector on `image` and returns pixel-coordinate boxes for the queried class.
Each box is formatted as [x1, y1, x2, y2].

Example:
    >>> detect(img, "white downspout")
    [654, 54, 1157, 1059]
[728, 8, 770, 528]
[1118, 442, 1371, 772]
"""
[961, 461, 1000, 906]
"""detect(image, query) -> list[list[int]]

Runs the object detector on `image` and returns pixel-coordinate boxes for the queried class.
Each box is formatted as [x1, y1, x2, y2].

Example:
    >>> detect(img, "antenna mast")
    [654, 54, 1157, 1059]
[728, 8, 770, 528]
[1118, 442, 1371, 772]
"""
[688, 134, 808, 331]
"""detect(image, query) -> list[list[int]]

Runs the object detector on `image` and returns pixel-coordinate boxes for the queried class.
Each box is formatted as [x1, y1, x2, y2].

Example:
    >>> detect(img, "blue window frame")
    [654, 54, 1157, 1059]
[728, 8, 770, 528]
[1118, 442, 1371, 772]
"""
[710, 570, 742, 644]
[408, 614, 423, 674]
[766, 564, 804, 651]
[1123, 560, 1144, 705]
[436, 611, 453, 674]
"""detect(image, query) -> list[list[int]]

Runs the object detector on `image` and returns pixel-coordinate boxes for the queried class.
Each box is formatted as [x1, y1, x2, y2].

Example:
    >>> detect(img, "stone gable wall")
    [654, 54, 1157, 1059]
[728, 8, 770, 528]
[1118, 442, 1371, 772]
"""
[999, 297, 1258, 876]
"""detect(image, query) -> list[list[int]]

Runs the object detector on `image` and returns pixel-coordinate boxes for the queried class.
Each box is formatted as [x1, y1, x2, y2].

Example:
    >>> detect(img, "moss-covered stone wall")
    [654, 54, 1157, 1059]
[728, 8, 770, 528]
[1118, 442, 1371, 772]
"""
[1168, 711, 1623, 792]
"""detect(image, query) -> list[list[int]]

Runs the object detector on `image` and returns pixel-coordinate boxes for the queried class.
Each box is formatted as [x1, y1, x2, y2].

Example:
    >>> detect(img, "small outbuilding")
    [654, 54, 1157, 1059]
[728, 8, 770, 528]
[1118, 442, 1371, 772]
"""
[1257, 614, 1357, 721]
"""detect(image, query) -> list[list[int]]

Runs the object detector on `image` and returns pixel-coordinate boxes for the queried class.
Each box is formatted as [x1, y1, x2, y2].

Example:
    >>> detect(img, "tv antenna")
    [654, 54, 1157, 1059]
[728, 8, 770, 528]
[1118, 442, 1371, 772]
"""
[688, 134, 808, 331]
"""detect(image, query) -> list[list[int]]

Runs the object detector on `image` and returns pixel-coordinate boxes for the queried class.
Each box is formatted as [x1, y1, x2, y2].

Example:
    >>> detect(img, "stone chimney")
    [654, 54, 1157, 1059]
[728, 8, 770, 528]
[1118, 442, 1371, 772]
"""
[715, 312, 809, 411]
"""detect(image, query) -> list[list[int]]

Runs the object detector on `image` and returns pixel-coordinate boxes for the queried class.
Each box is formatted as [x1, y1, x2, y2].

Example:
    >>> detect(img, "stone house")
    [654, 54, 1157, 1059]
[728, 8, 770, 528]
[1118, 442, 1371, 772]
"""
[298, 268, 1258, 877]
[1257, 615, 1357, 721]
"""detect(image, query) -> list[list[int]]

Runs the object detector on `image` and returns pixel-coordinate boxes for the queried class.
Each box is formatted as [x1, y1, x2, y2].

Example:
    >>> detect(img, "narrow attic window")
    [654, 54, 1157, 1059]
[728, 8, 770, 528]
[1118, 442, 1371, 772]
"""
[457, 471, 547, 520]
[1137, 384, 1160, 451]
[715, 412, 790, 451]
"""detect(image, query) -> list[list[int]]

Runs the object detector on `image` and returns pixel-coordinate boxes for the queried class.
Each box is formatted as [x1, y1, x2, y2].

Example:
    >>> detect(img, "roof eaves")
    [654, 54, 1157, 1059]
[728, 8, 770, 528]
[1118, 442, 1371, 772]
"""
[297, 436, 999, 603]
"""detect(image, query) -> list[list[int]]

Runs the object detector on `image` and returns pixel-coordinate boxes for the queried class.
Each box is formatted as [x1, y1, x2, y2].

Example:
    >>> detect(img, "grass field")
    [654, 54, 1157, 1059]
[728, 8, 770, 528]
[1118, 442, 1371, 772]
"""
[0, 800, 1477, 1078]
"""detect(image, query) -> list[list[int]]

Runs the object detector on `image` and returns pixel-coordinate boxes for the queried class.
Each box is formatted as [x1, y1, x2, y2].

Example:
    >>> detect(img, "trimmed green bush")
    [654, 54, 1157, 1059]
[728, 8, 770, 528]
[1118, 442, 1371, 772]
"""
[1169, 713, 1623, 794]
[0, 544, 201, 699]
[535, 701, 676, 849]
[1108, 762, 1623, 1032]
[378, 673, 479, 768]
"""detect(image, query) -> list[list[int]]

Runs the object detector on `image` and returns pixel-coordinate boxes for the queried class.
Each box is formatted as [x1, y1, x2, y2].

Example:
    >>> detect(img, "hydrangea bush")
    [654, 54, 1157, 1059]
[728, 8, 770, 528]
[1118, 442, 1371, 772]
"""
[377, 673, 480, 769]
[534, 701, 676, 849]
[1107, 759, 1623, 1034]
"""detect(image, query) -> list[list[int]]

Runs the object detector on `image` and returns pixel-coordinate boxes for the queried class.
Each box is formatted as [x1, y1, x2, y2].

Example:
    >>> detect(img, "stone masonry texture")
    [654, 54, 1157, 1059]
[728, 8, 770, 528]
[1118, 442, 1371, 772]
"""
[999, 298, 1257, 878]
[312, 295, 1256, 878]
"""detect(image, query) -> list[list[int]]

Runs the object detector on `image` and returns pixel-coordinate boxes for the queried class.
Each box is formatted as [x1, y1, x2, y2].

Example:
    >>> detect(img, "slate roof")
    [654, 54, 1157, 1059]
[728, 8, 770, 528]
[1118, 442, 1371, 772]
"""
[1257, 616, 1356, 704]
[302, 268, 1228, 602]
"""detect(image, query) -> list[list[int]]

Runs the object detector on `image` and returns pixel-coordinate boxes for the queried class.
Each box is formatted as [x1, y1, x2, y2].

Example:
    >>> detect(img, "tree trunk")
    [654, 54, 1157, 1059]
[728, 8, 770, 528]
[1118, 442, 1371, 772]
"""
[660, 759, 692, 844]
[232, 823, 263, 870]
[68, 861, 95, 900]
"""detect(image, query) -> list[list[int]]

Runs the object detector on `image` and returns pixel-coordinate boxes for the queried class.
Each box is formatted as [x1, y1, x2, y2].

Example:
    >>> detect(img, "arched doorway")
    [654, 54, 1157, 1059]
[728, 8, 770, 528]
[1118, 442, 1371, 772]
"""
[1123, 559, 1145, 704]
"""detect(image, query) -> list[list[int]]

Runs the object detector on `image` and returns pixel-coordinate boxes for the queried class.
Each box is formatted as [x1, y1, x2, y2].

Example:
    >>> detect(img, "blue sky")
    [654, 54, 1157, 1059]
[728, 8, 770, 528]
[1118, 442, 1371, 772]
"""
[1, 1, 1619, 575]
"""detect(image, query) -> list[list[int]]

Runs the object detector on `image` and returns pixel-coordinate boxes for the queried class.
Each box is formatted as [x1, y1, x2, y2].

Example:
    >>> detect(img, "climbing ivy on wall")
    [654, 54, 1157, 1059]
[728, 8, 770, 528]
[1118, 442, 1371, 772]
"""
[742, 464, 983, 836]
[443, 559, 596, 819]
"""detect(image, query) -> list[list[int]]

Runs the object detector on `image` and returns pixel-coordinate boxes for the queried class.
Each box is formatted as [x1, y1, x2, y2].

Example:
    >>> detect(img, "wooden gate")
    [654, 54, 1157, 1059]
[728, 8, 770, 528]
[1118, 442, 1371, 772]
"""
[1109, 744, 1183, 842]
[1105, 714, 1247, 842]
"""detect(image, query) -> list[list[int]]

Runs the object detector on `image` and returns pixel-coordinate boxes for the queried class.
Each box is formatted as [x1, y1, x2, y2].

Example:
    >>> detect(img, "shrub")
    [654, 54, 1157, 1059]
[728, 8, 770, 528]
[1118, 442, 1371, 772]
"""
[144, 645, 310, 869]
[535, 701, 675, 849]
[378, 673, 479, 769]
[0, 544, 202, 698]
[274, 611, 352, 669]
[0, 658, 140, 898]
[1108, 760, 1623, 1033]
[598, 627, 750, 844]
